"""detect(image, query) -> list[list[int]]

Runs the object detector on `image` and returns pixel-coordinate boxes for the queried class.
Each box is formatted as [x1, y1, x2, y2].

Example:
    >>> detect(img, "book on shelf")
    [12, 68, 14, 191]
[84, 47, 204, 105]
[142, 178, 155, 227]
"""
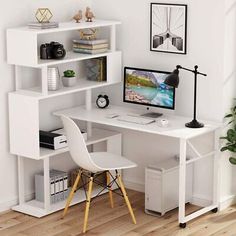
[85, 57, 107, 82]
[73, 39, 108, 45]
[73, 48, 108, 54]
[28, 22, 59, 29]
[73, 43, 109, 50]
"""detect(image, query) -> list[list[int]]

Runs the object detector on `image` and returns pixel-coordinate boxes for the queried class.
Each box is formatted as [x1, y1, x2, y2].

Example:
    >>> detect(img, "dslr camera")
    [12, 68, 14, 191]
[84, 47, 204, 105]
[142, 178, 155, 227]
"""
[40, 41, 66, 60]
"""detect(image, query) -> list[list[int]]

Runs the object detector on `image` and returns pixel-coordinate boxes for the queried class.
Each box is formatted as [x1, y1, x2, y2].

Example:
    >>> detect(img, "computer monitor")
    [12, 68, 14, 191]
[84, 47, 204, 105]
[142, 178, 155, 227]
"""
[123, 67, 175, 118]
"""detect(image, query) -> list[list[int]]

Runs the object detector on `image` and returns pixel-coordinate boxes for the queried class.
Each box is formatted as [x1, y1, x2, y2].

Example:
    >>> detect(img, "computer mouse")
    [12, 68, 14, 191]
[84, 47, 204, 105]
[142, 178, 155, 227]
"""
[158, 119, 169, 127]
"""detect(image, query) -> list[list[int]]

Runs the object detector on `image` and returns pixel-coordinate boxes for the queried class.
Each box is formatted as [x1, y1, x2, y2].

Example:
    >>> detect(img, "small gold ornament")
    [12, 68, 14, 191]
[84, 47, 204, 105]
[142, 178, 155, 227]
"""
[79, 29, 97, 40]
[85, 7, 95, 22]
[35, 8, 53, 23]
[73, 10, 83, 23]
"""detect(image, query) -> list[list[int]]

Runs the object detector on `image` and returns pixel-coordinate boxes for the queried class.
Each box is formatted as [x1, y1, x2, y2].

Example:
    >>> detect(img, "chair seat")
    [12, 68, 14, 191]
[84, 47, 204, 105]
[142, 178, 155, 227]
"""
[90, 152, 137, 171]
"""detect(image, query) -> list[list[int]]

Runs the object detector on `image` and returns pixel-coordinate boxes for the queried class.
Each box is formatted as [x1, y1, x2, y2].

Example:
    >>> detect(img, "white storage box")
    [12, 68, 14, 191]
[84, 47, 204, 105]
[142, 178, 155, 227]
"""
[145, 157, 193, 216]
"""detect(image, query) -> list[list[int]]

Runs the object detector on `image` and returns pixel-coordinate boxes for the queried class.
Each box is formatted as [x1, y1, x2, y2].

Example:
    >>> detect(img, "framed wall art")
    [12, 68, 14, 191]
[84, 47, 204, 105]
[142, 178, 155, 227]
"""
[150, 3, 187, 54]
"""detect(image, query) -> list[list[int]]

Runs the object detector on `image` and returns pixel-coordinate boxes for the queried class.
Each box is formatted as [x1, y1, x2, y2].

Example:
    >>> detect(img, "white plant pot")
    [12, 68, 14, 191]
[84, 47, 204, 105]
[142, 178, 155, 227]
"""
[62, 76, 77, 87]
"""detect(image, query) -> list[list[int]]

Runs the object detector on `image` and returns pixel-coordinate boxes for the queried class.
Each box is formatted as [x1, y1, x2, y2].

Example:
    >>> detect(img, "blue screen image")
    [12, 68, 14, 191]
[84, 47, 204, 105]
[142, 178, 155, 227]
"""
[124, 68, 175, 109]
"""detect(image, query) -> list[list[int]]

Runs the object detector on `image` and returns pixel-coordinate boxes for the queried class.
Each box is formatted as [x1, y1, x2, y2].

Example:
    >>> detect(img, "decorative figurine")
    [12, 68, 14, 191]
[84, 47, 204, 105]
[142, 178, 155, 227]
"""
[85, 7, 95, 22]
[35, 8, 53, 23]
[79, 29, 97, 40]
[73, 10, 83, 23]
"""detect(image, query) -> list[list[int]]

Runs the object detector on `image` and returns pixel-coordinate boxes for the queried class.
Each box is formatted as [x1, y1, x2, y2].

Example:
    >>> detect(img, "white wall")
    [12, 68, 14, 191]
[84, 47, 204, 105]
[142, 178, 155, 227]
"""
[220, 0, 236, 206]
[92, 0, 224, 121]
[0, 0, 235, 212]
[0, 0, 91, 211]
[92, 0, 236, 205]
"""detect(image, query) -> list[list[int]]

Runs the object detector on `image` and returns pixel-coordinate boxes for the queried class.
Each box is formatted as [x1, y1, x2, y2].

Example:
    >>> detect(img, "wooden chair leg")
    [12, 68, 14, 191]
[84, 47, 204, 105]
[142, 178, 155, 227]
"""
[83, 175, 94, 233]
[106, 171, 114, 208]
[62, 170, 82, 219]
[117, 174, 137, 224]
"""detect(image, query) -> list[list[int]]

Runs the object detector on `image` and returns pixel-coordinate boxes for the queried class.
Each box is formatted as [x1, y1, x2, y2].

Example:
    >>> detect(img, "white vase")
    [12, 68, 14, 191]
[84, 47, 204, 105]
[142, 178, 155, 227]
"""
[47, 67, 60, 91]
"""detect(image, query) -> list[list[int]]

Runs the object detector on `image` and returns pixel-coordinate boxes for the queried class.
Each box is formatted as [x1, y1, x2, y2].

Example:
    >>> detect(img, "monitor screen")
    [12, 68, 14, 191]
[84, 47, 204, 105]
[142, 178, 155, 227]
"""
[123, 67, 175, 110]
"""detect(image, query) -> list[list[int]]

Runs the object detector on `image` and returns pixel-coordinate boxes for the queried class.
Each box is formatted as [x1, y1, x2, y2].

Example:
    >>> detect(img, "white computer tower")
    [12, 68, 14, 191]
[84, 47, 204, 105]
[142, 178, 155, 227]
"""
[145, 157, 193, 216]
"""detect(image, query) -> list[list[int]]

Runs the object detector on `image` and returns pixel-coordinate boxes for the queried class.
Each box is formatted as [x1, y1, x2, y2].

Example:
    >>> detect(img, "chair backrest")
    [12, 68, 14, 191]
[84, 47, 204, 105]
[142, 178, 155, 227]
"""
[60, 115, 101, 173]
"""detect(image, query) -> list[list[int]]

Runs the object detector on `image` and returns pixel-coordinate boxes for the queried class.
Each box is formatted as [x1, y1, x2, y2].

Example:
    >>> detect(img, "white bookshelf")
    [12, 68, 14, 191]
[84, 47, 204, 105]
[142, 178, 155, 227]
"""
[7, 19, 122, 217]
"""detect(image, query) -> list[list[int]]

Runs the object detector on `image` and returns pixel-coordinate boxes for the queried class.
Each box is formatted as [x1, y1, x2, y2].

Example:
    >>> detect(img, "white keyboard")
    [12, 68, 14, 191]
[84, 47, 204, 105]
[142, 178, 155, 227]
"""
[117, 115, 155, 125]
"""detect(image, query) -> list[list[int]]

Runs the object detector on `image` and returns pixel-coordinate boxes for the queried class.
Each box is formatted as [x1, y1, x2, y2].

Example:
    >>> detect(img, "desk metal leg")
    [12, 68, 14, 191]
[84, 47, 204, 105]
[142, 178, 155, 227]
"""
[179, 138, 187, 227]
[213, 128, 220, 210]
[178, 130, 220, 227]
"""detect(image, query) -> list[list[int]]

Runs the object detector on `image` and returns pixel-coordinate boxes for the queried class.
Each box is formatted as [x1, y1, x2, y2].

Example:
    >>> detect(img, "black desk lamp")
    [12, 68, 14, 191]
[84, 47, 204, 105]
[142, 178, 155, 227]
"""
[164, 65, 207, 128]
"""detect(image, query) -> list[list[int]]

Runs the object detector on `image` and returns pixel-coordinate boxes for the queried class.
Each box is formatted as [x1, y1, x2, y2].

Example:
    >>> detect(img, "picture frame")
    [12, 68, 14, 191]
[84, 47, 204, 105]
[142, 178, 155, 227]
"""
[150, 3, 187, 54]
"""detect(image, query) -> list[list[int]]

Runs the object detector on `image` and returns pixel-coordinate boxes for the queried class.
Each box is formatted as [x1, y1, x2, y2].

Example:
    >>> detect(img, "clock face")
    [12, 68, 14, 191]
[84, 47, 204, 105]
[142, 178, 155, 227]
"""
[97, 96, 108, 108]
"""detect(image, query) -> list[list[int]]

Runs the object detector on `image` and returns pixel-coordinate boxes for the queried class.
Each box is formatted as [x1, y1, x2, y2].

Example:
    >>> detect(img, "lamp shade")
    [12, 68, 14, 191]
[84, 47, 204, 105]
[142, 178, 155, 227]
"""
[164, 69, 180, 88]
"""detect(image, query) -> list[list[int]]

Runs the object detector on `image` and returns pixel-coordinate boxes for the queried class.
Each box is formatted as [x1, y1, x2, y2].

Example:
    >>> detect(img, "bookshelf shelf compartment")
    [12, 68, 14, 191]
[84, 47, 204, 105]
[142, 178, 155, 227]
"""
[39, 128, 121, 160]
[9, 20, 121, 35]
[37, 51, 115, 68]
[12, 186, 109, 218]
[14, 80, 114, 100]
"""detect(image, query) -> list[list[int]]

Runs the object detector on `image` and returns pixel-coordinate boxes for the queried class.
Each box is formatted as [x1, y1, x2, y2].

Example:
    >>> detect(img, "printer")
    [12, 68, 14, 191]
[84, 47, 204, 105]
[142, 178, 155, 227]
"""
[39, 130, 67, 150]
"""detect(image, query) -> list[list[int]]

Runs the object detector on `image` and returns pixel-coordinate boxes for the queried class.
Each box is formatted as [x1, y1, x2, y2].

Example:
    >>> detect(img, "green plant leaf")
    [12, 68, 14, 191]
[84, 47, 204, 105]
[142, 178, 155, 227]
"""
[225, 114, 233, 118]
[220, 137, 227, 140]
[229, 157, 236, 165]
[221, 146, 229, 152]
[63, 70, 76, 77]
[227, 129, 236, 142]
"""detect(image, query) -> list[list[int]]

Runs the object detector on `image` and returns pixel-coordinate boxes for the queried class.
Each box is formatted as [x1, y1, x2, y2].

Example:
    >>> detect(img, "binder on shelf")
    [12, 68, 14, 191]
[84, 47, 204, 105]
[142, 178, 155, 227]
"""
[35, 169, 68, 204]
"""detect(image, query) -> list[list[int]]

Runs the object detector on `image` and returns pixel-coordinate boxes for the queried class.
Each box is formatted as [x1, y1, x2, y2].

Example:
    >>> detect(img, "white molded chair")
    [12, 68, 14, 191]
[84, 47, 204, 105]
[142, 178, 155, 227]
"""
[61, 116, 137, 233]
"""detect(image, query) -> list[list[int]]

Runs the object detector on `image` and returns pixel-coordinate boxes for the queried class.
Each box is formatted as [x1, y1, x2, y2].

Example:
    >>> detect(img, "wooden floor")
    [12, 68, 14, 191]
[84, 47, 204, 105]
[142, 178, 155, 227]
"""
[1, 190, 236, 236]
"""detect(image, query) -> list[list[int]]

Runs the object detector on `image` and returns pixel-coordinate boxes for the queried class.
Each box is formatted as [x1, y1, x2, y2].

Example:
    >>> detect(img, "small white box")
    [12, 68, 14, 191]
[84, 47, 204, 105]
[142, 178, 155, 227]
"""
[145, 157, 193, 216]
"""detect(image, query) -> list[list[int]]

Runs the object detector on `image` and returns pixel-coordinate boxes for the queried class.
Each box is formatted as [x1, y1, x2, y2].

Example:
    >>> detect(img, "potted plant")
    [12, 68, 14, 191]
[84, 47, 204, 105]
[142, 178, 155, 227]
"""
[62, 70, 77, 87]
[220, 102, 236, 164]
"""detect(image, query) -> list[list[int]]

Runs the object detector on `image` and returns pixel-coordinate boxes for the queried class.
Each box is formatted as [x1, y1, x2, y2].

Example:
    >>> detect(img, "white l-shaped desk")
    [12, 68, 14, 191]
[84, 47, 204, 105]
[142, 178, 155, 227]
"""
[54, 104, 222, 227]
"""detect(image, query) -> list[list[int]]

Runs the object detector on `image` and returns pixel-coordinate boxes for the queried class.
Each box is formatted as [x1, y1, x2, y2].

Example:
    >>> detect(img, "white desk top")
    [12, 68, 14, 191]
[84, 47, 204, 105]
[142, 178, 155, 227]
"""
[54, 105, 222, 139]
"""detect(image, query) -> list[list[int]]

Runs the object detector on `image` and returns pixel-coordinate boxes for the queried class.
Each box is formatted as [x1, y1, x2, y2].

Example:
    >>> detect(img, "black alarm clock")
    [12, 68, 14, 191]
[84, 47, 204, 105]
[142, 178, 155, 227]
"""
[96, 94, 109, 109]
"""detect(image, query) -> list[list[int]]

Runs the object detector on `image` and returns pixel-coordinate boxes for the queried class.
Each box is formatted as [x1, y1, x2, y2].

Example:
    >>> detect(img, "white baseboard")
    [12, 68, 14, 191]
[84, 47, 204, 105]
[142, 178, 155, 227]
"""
[123, 179, 145, 193]
[2, 182, 235, 214]
[123, 179, 236, 211]
[191, 194, 212, 207]
[0, 193, 34, 213]
[219, 195, 236, 211]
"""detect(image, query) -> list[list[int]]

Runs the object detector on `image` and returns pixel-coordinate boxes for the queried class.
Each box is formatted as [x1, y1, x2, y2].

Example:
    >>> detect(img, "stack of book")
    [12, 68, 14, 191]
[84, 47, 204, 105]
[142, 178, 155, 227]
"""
[73, 39, 109, 54]
[85, 57, 107, 82]
[28, 22, 59, 29]
[35, 169, 68, 204]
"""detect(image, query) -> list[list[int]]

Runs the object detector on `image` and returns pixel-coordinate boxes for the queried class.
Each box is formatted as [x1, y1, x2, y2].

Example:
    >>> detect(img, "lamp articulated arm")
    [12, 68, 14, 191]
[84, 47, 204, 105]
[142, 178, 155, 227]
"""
[176, 65, 207, 77]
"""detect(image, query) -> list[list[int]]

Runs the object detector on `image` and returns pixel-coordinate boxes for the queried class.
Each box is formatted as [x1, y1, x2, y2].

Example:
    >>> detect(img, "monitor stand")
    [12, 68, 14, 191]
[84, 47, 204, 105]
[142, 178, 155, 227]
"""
[141, 112, 163, 118]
